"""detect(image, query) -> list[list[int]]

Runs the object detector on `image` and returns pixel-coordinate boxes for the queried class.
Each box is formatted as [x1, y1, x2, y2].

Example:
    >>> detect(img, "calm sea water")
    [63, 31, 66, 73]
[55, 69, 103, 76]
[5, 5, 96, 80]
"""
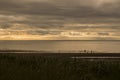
[0, 40, 120, 53]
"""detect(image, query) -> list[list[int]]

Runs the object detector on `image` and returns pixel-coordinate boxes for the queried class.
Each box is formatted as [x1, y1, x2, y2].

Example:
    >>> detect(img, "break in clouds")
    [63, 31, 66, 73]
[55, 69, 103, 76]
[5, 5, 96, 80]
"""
[0, 0, 120, 40]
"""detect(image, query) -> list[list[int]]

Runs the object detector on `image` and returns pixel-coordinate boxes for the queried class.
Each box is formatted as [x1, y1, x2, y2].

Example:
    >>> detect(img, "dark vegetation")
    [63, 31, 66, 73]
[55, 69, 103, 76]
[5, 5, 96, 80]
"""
[0, 53, 120, 80]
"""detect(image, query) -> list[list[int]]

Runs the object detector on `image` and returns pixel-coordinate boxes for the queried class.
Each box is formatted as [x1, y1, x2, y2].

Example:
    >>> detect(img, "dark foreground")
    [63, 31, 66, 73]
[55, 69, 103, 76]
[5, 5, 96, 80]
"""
[0, 53, 120, 80]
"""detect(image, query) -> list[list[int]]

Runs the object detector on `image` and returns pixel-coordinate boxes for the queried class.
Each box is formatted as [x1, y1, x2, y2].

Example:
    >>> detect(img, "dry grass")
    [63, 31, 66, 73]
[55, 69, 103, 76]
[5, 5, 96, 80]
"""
[0, 53, 120, 80]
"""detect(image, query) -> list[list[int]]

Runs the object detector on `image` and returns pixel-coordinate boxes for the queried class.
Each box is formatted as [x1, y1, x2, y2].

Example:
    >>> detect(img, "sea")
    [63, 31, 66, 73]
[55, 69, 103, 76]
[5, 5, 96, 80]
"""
[0, 40, 120, 53]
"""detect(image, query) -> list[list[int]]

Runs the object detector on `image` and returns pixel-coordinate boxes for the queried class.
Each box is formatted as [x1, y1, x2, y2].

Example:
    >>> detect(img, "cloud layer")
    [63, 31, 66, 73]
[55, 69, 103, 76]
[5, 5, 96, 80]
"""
[0, 0, 120, 40]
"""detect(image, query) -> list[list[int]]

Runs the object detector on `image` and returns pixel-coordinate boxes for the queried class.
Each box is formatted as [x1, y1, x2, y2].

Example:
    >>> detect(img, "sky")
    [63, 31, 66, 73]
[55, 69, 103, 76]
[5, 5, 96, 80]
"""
[0, 0, 120, 40]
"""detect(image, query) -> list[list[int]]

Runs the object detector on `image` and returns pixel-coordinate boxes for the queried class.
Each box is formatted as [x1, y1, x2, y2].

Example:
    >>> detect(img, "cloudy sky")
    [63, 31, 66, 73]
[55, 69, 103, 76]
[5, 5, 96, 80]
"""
[0, 0, 120, 40]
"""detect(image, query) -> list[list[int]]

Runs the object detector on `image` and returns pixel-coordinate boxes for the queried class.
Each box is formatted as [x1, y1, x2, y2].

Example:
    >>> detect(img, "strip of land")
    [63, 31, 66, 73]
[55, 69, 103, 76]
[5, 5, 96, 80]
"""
[0, 50, 120, 59]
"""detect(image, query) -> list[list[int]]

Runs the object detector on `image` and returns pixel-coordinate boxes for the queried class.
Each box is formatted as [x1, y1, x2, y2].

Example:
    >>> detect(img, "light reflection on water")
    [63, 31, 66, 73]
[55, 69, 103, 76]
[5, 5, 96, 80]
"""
[0, 40, 120, 53]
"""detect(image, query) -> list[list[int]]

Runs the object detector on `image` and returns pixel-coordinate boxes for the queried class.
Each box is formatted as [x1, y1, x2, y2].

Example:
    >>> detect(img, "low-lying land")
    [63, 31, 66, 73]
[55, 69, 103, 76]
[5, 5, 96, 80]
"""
[0, 53, 120, 80]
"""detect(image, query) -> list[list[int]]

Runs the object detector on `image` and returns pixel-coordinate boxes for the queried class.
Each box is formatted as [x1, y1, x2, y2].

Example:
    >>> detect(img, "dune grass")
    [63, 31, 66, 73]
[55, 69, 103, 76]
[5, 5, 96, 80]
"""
[0, 53, 120, 80]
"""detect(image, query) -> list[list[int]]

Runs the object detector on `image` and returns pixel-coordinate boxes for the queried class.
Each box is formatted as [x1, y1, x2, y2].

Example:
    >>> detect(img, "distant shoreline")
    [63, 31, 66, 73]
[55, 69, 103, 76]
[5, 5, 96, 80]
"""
[0, 52, 120, 58]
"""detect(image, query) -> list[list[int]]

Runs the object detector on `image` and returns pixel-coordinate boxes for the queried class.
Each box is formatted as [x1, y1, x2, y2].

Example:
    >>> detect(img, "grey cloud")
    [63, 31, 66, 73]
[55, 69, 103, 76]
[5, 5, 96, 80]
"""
[97, 32, 110, 36]
[0, 0, 120, 18]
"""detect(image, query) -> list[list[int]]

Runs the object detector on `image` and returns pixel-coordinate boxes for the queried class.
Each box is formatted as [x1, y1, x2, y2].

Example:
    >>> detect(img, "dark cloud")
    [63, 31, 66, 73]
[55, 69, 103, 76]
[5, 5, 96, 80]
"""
[0, 23, 12, 29]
